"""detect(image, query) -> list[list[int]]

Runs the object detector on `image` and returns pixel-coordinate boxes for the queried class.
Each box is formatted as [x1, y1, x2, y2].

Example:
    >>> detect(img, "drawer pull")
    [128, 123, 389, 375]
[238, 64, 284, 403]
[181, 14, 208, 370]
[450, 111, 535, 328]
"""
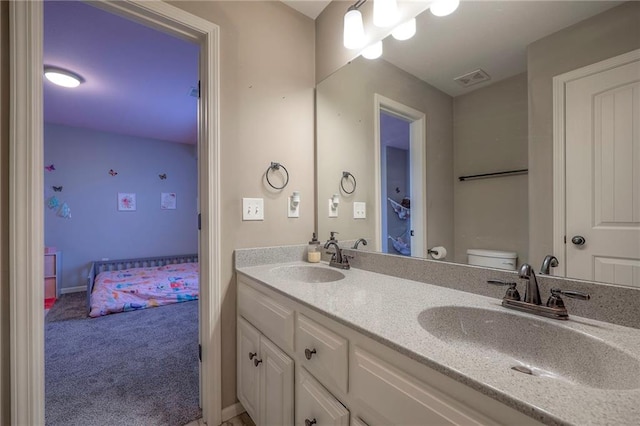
[248, 352, 257, 360]
[304, 348, 317, 360]
[305, 418, 317, 426]
[253, 358, 263, 367]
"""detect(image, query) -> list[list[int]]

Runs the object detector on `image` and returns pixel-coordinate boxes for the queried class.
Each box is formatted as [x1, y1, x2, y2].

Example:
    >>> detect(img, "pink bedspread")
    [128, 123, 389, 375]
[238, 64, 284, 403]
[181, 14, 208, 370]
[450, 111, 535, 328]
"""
[89, 262, 199, 317]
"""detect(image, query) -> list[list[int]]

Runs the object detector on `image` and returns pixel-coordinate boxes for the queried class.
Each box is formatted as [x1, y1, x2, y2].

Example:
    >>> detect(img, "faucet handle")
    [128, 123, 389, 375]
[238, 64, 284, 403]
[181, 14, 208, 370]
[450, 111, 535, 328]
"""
[547, 288, 590, 309]
[487, 279, 520, 301]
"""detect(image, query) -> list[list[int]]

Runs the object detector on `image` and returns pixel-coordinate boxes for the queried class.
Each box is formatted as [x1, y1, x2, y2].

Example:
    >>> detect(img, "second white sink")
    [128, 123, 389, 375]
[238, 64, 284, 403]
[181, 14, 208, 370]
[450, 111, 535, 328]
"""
[418, 306, 640, 390]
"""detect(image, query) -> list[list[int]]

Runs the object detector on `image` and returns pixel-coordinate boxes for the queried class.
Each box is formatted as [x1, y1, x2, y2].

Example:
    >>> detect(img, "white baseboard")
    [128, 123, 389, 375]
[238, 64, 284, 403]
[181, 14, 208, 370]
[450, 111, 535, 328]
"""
[60, 286, 86, 294]
[221, 402, 246, 422]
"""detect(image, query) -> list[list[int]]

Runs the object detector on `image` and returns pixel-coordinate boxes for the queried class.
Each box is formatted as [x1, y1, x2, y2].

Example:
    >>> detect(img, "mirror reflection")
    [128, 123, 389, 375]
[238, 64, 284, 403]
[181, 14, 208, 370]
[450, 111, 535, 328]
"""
[316, 1, 640, 286]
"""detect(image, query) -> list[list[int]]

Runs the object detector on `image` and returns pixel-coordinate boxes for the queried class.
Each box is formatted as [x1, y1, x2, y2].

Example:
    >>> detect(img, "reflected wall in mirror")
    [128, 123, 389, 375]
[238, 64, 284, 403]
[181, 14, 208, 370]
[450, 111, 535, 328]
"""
[316, 1, 640, 286]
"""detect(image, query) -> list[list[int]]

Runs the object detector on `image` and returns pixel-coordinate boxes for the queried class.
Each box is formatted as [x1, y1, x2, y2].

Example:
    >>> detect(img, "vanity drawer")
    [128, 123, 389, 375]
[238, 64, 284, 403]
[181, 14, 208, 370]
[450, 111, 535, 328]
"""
[296, 313, 348, 394]
[238, 279, 294, 352]
[350, 346, 492, 425]
[297, 367, 349, 426]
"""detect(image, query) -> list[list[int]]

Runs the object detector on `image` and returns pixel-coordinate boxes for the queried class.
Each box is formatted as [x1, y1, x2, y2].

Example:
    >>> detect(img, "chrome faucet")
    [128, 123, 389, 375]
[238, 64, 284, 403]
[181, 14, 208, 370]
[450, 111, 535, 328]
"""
[487, 262, 590, 320]
[519, 263, 541, 305]
[540, 255, 559, 275]
[324, 240, 350, 269]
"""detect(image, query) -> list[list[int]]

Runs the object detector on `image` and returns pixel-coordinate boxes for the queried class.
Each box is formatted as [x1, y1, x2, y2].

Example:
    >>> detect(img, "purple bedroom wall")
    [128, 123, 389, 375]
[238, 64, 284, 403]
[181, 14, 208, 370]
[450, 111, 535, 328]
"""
[44, 123, 198, 293]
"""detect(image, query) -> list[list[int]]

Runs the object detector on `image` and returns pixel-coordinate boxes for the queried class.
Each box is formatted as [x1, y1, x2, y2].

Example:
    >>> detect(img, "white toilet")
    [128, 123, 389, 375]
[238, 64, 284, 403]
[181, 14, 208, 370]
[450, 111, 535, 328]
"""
[467, 249, 517, 271]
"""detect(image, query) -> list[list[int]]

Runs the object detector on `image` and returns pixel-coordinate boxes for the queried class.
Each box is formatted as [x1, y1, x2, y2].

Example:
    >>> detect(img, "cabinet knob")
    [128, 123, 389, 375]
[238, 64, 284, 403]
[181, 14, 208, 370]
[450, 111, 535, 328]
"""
[253, 358, 262, 367]
[248, 352, 257, 360]
[305, 418, 317, 426]
[304, 348, 317, 360]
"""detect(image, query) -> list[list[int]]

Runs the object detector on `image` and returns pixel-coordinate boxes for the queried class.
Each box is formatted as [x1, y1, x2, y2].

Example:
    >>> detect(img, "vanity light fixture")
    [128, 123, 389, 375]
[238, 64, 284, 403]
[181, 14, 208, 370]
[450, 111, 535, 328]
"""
[361, 40, 383, 59]
[373, 0, 399, 28]
[44, 66, 84, 88]
[430, 0, 460, 17]
[343, 0, 367, 49]
[391, 18, 416, 41]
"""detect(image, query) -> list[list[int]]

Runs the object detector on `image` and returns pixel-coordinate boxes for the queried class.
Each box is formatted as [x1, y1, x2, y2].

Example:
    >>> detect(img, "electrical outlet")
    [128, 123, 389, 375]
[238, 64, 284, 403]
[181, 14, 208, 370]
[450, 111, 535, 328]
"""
[353, 202, 366, 219]
[288, 196, 300, 218]
[242, 198, 264, 221]
[328, 199, 338, 218]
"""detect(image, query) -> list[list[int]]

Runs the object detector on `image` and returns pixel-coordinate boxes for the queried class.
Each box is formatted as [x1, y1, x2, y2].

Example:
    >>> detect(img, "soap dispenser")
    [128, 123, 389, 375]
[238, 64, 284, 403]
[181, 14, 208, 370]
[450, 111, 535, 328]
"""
[307, 233, 321, 263]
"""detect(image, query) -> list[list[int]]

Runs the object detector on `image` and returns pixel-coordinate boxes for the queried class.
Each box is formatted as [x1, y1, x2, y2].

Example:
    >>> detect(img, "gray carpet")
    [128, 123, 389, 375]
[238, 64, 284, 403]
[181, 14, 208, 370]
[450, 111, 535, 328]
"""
[45, 293, 201, 426]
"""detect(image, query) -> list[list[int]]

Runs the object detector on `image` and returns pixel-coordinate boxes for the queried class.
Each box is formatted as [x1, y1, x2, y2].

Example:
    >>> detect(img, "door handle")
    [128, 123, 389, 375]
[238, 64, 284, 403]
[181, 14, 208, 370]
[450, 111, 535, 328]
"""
[571, 235, 586, 246]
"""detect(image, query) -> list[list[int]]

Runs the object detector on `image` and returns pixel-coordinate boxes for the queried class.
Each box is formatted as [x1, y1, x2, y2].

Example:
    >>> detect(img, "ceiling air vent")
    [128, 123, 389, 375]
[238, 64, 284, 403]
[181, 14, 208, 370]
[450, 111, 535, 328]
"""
[454, 69, 491, 88]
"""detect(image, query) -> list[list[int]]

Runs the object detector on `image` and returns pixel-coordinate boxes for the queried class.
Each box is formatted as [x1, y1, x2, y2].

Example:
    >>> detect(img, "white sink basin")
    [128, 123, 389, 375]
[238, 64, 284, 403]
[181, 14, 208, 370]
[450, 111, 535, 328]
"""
[269, 265, 345, 283]
[418, 306, 640, 390]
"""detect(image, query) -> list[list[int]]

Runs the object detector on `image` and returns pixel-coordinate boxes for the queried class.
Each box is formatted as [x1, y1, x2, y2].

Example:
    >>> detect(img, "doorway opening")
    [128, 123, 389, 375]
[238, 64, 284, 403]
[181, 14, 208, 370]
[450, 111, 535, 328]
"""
[9, 1, 221, 424]
[374, 94, 427, 258]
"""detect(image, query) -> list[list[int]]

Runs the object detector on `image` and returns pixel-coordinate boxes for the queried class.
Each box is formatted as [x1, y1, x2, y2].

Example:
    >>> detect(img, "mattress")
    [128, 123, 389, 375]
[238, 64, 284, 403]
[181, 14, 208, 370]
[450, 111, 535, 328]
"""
[89, 262, 199, 317]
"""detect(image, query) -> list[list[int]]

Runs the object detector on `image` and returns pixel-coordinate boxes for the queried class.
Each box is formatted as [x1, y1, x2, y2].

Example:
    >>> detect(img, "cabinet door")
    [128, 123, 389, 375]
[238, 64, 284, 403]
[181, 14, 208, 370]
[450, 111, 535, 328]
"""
[237, 317, 261, 422]
[259, 337, 294, 426]
[297, 368, 349, 426]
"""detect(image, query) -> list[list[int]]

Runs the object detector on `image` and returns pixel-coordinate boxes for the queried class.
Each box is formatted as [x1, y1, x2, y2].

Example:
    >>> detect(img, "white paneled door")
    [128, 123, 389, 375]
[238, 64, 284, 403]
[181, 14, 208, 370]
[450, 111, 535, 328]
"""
[565, 54, 640, 286]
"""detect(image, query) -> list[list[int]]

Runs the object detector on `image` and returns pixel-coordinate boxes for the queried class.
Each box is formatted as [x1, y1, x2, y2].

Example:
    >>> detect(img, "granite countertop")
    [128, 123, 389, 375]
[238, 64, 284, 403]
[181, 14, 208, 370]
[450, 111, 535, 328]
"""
[236, 261, 640, 426]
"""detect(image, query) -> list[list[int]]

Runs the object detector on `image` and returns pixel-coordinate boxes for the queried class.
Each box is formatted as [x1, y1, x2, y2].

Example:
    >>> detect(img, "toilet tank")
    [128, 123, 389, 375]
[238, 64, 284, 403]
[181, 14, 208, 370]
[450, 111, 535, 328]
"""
[467, 249, 517, 271]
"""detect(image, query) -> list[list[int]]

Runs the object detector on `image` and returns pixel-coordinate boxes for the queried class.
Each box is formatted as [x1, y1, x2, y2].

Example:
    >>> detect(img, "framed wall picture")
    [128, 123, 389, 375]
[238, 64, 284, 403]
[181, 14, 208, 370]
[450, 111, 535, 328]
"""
[118, 193, 136, 211]
[161, 192, 177, 210]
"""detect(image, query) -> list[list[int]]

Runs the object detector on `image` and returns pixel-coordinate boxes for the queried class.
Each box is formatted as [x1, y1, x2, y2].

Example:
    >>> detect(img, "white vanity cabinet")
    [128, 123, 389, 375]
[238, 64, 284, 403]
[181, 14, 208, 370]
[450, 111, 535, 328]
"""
[237, 316, 294, 425]
[237, 274, 541, 426]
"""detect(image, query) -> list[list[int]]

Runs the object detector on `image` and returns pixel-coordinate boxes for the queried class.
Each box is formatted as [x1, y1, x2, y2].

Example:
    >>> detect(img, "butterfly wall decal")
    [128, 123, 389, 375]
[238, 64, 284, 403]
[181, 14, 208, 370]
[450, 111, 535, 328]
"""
[109, 169, 118, 176]
[52, 186, 63, 192]
[159, 173, 167, 180]
[45, 164, 55, 172]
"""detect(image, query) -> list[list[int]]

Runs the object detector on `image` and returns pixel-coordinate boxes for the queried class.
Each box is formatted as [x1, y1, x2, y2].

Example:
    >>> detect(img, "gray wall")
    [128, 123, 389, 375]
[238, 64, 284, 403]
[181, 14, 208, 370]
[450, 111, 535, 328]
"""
[316, 56, 454, 253]
[453, 73, 528, 264]
[44, 123, 198, 291]
[528, 1, 640, 269]
[170, 0, 316, 409]
[0, 1, 8, 422]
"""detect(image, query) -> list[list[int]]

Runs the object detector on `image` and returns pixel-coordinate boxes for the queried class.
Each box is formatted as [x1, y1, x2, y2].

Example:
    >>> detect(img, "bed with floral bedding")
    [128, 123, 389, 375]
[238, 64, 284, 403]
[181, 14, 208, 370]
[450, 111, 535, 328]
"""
[87, 254, 198, 318]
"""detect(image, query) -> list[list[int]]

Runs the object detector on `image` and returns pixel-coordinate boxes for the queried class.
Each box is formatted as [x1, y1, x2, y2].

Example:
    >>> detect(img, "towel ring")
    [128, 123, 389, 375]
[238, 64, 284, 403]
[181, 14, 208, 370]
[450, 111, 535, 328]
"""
[266, 162, 289, 190]
[341, 171, 356, 194]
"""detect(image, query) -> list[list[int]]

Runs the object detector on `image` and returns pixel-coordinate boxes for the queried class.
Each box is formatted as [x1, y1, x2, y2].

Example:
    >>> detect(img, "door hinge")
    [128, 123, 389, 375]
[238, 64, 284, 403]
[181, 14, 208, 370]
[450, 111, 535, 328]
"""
[199, 344, 202, 362]
[198, 80, 201, 99]
[564, 235, 566, 244]
[198, 213, 201, 230]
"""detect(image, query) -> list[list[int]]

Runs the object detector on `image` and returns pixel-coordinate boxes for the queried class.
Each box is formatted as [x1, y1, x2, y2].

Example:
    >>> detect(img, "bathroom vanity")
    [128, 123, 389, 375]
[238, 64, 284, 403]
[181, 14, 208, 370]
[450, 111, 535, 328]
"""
[235, 247, 640, 426]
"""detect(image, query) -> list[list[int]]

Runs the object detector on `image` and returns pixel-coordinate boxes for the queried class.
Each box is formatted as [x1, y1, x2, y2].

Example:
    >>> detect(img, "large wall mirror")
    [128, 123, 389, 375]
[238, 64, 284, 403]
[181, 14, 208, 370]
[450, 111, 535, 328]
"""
[316, 1, 640, 287]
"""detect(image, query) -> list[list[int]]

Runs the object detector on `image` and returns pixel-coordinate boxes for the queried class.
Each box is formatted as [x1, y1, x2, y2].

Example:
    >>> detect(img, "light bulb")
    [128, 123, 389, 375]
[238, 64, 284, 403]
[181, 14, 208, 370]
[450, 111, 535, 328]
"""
[362, 41, 383, 60]
[430, 0, 460, 17]
[343, 8, 365, 49]
[373, 0, 399, 28]
[44, 67, 83, 88]
[391, 18, 416, 41]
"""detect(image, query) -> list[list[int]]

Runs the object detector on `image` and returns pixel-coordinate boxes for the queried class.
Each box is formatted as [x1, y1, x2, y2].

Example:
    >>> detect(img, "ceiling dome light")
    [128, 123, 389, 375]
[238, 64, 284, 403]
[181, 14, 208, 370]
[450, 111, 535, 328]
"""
[361, 41, 383, 60]
[44, 66, 83, 88]
[391, 18, 416, 41]
[430, 0, 460, 17]
[373, 0, 399, 28]
[343, 7, 366, 49]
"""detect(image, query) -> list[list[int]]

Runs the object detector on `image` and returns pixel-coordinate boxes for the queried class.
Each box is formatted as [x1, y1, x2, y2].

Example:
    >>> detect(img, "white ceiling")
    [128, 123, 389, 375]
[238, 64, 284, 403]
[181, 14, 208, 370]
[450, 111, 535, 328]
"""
[382, 1, 623, 96]
[281, 0, 332, 19]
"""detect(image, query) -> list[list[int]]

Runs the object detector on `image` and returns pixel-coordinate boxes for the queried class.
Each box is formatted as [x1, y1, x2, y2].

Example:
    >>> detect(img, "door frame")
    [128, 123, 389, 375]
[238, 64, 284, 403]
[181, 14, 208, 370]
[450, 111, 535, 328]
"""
[552, 48, 640, 278]
[8, 1, 221, 424]
[374, 94, 427, 257]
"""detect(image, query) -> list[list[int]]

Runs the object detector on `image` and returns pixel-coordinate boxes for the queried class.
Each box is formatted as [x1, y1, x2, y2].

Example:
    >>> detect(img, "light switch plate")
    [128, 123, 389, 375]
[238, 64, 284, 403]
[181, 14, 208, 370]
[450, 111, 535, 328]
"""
[353, 202, 366, 219]
[328, 199, 338, 218]
[243, 198, 264, 221]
